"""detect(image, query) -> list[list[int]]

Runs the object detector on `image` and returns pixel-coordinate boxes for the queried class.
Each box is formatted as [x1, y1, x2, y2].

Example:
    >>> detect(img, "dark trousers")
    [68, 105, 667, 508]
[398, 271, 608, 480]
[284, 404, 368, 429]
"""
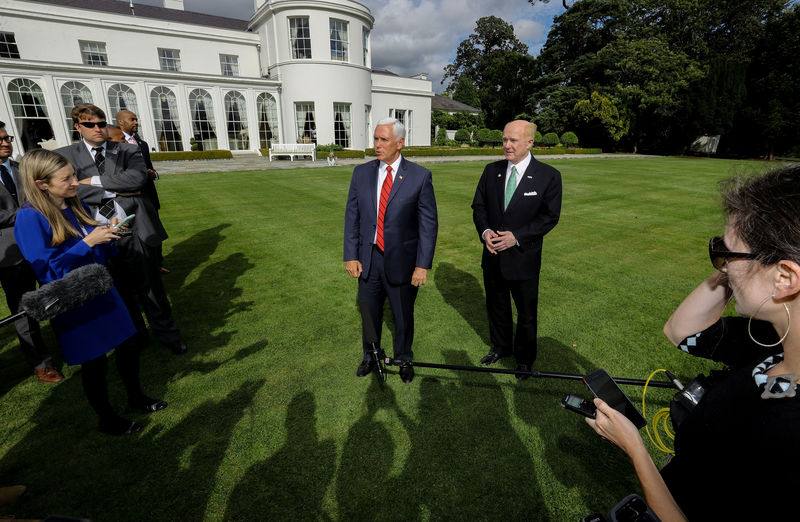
[358, 248, 418, 363]
[112, 235, 180, 346]
[483, 260, 540, 366]
[0, 262, 50, 368]
[80, 338, 144, 421]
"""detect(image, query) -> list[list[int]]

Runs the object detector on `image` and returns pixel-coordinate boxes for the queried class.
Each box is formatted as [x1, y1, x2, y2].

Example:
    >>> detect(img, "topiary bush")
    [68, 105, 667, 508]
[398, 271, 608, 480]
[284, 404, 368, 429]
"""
[560, 131, 579, 147]
[435, 127, 448, 146]
[489, 129, 504, 146]
[535, 131, 543, 143]
[151, 150, 234, 161]
[540, 132, 560, 147]
[454, 128, 471, 143]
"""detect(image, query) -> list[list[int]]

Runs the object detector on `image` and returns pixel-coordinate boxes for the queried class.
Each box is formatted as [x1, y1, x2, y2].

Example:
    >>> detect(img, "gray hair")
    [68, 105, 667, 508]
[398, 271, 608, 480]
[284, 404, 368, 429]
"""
[376, 117, 406, 140]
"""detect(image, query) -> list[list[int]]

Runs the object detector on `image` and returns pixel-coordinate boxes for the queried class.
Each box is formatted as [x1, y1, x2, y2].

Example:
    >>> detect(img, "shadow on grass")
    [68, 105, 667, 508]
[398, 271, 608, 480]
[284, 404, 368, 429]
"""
[434, 262, 490, 347]
[337, 350, 546, 520]
[224, 391, 336, 521]
[0, 326, 30, 397]
[0, 377, 266, 520]
[162, 224, 231, 288]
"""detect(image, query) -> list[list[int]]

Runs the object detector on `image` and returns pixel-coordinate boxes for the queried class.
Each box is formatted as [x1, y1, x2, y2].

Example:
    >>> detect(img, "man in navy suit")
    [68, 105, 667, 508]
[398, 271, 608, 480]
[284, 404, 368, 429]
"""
[344, 118, 438, 383]
[472, 120, 562, 379]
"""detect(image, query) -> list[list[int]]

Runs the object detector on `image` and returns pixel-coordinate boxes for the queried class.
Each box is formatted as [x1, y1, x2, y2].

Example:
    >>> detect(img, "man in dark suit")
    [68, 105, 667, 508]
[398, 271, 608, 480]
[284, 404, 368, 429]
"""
[116, 110, 169, 274]
[0, 120, 62, 382]
[472, 120, 562, 379]
[344, 118, 438, 383]
[56, 104, 187, 355]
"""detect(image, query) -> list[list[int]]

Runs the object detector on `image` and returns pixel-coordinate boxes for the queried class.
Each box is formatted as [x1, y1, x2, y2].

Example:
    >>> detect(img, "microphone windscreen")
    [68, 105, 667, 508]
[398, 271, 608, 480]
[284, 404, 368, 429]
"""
[21, 264, 114, 321]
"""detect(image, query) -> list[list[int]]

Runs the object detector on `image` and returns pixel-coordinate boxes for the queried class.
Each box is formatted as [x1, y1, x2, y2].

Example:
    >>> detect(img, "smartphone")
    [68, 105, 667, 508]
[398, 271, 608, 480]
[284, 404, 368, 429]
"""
[583, 369, 647, 429]
[561, 393, 597, 419]
[112, 214, 136, 229]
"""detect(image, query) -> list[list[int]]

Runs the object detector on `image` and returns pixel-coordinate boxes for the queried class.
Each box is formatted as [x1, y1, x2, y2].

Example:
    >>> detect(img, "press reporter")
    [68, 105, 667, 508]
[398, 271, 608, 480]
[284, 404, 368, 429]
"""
[13, 149, 165, 436]
[585, 164, 800, 520]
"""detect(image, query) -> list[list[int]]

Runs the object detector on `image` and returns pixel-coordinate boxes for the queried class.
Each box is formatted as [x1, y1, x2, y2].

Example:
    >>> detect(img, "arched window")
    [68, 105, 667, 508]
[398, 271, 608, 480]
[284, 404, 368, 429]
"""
[224, 91, 249, 150]
[256, 93, 279, 149]
[107, 84, 139, 125]
[149, 86, 183, 151]
[188, 89, 218, 151]
[7, 78, 55, 152]
[60, 81, 94, 142]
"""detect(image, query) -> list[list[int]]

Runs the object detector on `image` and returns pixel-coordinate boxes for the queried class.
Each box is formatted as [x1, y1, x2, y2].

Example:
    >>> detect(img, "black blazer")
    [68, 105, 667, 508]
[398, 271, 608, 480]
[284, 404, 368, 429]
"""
[0, 160, 26, 267]
[56, 141, 167, 247]
[132, 134, 161, 210]
[472, 156, 562, 280]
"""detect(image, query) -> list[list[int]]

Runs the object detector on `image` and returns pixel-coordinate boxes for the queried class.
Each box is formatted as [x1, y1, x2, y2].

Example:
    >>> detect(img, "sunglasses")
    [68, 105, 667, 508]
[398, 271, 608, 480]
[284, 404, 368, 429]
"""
[0, 135, 14, 143]
[78, 121, 108, 129]
[709, 236, 757, 270]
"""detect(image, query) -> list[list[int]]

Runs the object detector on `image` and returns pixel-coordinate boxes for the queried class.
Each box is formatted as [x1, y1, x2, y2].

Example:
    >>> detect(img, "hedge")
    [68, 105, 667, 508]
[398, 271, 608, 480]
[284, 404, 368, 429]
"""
[259, 148, 365, 159]
[150, 150, 234, 161]
[364, 147, 602, 157]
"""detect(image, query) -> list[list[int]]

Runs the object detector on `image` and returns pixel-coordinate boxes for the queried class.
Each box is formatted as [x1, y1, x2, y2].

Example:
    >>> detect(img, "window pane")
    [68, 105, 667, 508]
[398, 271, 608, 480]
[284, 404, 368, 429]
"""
[330, 19, 348, 62]
[79, 41, 108, 66]
[220, 54, 239, 77]
[289, 18, 311, 59]
[158, 48, 181, 72]
[295, 102, 316, 144]
[60, 81, 94, 142]
[149, 86, 183, 151]
[257, 93, 279, 149]
[362, 28, 369, 66]
[333, 103, 351, 148]
[225, 91, 249, 150]
[107, 83, 139, 125]
[189, 89, 218, 150]
[7, 78, 55, 151]
[0, 32, 21, 59]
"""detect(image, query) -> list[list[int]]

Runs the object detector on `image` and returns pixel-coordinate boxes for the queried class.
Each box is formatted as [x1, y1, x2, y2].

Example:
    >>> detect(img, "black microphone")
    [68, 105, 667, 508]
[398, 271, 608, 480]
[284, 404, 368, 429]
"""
[19, 264, 114, 321]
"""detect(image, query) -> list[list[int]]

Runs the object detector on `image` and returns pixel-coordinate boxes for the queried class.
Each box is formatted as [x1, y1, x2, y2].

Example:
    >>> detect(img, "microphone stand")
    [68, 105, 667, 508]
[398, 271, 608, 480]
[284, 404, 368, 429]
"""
[0, 310, 27, 329]
[358, 301, 386, 382]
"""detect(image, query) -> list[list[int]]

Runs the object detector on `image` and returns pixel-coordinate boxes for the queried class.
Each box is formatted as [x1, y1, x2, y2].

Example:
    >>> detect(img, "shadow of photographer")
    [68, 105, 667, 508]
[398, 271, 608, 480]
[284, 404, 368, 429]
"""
[434, 262, 490, 347]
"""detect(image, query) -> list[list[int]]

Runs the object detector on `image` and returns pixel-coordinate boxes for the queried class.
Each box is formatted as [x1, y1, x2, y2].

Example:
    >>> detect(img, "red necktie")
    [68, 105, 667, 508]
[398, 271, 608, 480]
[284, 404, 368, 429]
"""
[376, 165, 393, 252]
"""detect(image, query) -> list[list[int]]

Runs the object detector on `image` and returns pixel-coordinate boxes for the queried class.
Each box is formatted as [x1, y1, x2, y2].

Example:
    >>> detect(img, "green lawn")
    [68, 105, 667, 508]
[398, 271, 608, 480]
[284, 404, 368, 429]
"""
[0, 157, 770, 520]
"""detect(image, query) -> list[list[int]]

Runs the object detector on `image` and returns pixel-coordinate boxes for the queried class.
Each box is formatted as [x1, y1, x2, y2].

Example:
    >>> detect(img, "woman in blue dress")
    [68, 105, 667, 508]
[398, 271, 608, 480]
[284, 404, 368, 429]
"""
[14, 149, 166, 435]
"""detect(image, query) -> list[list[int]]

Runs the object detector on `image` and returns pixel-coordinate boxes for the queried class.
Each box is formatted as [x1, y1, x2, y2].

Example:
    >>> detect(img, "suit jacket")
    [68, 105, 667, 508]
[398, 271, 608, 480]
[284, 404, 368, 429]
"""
[133, 134, 161, 210]
[472, 156, 562, 280]
[343, 157, 438, 286]
[0, 160, 26, 267]
[56, 141, 167, 247]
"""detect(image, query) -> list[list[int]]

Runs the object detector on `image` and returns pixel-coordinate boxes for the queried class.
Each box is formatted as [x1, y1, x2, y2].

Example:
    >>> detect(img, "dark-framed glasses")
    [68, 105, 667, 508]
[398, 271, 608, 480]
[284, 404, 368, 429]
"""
[709, 236, 757, 270]
[78, 121, 108, 129]
[0, 135, 14, 143]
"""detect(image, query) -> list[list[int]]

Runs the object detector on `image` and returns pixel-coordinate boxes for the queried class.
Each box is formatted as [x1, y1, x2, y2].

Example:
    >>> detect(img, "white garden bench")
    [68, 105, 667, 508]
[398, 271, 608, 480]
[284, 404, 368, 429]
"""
[268, 143, 316, 161]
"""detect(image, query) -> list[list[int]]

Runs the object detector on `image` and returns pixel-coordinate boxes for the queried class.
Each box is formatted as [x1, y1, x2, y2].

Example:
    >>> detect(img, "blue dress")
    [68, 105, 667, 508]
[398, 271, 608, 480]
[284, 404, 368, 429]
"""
[14, 203, 136, 365]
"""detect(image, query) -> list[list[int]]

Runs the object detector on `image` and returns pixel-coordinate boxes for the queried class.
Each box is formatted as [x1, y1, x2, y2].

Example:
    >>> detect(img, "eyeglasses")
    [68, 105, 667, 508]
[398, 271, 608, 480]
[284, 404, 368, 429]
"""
[78, 121, 108, 129]
[0, 135, 14, 143]
[709, 236, 757, 270]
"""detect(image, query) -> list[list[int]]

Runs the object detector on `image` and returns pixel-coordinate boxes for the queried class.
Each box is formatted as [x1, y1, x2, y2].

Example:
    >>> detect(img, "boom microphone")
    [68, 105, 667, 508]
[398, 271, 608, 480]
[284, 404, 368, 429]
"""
[19, 264, 114, 321]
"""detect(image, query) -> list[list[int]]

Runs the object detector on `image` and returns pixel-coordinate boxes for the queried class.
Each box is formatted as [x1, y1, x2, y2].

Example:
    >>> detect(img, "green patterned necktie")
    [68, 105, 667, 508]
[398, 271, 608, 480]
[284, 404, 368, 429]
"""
[505, 166, 518, 209]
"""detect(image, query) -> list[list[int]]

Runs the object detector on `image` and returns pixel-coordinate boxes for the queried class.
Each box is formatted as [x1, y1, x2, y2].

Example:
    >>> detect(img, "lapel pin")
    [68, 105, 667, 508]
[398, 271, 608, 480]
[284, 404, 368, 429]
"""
[399, 175, 403, 180]
[498, 174, 502, 178]
[527, 176, 532, 179]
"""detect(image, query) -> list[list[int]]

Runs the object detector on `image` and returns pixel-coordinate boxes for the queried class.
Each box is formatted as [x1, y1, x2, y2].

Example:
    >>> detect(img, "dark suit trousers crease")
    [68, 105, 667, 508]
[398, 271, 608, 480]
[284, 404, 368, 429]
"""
[358, 248, 418, 362]
[0, 263, 50, 368]
[483, 256, 540, 366]
[112, 234, 180, 345]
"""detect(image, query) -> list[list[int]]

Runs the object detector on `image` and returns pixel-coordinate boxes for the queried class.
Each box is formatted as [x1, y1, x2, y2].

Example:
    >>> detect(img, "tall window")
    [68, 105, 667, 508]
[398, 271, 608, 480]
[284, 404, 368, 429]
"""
[365, 105, 371, 146]
[189, 89, 218, 150]
[149, 86, 183, 151]
[107, 83, 139, 125]
[224, 91, 249, 150]
[219, 54, 239, 77]
[362, 28, 369, 66]
[389, 109, 412, 145]
[333, 103, 351, 148]
[7, 78, 55, 151]
[295, 102, 316, 144]
[0, 32, 20, 59]
[79, 41, 108, 66]
[289, 17, 311, 59]
[158, 48, 181, 72]
[330, 19, 348, 62]
[257, 93, 279, 149]
[60, 81, 94, 142]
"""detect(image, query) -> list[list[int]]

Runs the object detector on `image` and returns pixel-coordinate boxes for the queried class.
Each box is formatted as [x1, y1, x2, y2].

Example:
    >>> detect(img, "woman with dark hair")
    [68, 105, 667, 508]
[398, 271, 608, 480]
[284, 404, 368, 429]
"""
[586, 164, 800, 519]
[14, 149, 165, 435]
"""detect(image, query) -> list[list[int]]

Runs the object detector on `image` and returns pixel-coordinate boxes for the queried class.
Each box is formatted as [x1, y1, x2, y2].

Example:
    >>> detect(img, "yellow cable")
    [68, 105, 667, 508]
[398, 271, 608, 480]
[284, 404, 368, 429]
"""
[642, 368, 675, 456]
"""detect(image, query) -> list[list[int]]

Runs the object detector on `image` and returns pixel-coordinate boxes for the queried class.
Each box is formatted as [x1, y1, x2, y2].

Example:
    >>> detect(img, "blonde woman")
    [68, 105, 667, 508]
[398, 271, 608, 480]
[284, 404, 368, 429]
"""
[14, 149, 165, 435]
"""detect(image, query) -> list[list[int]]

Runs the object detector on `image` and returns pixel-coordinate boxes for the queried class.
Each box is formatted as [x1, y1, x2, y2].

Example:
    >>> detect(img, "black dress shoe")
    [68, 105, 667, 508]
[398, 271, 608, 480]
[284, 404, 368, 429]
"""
[399, 362, 414, 383]
[357, 359, 376, 377]
[129, 397, 168, 413]
[164, 340, 188, 355]
[515, 363, 532, 381]
[480, 351, 505, 365]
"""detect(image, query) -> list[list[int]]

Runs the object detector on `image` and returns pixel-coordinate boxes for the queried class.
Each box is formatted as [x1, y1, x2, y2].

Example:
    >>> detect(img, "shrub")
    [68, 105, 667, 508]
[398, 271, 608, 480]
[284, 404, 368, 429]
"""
[540, 132, 560, 147]
[189, 138, 200, 152]
[475, 128, 492, 145]
[150, 150, 234, 161]
[454, 129, 471, 143]
[535, 131, 543, 143]
[363, 146, 601, 157]
[489, 129, 503, 145]
[560, 131, 579, 147]
[316, 144, 344, 153]
[435, 127, 448, 145]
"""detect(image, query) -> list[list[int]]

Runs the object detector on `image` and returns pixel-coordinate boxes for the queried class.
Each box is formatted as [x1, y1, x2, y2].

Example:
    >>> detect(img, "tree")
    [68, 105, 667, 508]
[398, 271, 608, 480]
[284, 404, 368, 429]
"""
[452, 77, 481, 109]
[573, 91, 629, 146]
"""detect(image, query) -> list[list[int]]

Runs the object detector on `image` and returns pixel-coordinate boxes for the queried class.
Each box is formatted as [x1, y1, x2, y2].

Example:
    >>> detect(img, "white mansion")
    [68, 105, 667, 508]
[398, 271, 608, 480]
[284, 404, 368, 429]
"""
[0, 0, 434, 154]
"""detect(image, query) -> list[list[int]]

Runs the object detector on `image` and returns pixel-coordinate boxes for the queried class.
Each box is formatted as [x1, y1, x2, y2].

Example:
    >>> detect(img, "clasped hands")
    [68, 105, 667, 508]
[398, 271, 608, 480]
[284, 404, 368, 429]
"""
[483, 229, 517, 254]
[345, 260, 428, 287]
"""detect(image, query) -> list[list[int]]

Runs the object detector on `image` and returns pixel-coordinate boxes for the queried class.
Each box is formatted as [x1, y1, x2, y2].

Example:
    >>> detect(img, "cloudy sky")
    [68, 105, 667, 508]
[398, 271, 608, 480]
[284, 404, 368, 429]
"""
[129, 0, 566, 91]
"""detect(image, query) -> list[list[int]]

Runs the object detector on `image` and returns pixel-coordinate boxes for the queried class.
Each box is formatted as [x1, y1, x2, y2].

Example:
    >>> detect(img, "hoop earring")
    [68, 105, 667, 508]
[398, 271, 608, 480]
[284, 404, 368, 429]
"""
[748, 294, 791, 348]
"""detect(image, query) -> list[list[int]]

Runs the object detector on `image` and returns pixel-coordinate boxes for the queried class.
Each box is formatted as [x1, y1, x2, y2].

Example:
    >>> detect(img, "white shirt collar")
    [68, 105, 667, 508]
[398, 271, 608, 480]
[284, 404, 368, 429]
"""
[380, 154, 402, 174]
[82, 139, 106, 156]
[506, 152, 532, 179]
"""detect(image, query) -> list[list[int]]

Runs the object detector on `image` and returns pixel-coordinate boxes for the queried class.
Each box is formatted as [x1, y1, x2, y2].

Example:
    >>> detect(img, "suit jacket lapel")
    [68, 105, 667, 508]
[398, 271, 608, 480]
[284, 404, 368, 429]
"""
[496, 161, 509, 212]
[387, 157, 407, 205]
[74, 142, 100, 178]
[104, 142, 119, 177]
[504, 159, 538, 213]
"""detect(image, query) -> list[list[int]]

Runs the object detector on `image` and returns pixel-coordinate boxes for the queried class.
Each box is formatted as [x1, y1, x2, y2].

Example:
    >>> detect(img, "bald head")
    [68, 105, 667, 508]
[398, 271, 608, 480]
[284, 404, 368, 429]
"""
[504, 120, 536, 141]
[502, 120, 536, 165]
[116, 110, 139, 135]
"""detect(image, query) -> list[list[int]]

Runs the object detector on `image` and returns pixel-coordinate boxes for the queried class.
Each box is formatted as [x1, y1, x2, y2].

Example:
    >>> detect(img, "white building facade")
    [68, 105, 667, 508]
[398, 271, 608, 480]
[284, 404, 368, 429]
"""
[0, 0, 433, 155]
